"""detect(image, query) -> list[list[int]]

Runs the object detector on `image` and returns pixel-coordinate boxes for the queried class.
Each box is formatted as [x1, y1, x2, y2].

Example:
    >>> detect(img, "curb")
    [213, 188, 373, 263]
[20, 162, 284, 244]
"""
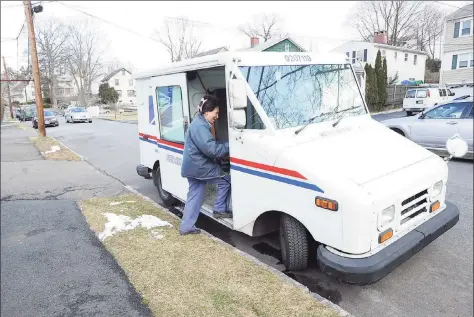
[97, 117, 138, 124]
[123, 185, 355, 317]
[371, 108, 403, 115]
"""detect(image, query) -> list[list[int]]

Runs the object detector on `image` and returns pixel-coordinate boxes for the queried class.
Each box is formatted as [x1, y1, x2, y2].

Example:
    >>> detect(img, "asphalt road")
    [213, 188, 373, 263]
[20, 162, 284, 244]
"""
[39, 115, 473, 317]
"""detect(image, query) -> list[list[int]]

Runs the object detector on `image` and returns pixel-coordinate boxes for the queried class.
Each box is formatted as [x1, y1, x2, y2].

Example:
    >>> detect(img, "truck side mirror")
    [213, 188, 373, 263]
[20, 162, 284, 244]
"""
[230, 78, 247, 110]
[232, 109, 246, 129]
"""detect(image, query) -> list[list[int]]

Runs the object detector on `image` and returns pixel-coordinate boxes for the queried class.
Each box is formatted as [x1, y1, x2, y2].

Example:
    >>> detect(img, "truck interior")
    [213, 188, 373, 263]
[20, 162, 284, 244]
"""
[186, 67, 233, 215]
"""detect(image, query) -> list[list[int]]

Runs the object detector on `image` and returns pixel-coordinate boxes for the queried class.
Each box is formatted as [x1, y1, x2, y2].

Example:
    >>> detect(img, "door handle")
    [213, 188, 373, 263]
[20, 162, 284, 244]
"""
[446, 121, 458, 125]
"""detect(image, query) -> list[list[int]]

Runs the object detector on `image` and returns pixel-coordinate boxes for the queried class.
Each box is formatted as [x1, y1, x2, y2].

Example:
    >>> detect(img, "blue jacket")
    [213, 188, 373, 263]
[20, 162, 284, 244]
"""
[181, 113, 229, 180]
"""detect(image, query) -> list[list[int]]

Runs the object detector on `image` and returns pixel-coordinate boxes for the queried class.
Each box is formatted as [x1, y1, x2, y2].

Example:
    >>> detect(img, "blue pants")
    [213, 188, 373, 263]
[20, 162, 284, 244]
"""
[179, 175, 231, 234]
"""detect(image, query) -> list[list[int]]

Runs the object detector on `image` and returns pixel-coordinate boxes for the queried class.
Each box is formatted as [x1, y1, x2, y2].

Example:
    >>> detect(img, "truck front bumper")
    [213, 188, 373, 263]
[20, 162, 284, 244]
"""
[136, 164, 152, 179]
[317, 201, 459, 285]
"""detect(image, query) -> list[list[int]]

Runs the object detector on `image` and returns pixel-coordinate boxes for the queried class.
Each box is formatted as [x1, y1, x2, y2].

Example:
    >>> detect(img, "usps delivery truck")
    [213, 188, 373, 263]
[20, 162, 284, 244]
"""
[134, 52, 467, 284]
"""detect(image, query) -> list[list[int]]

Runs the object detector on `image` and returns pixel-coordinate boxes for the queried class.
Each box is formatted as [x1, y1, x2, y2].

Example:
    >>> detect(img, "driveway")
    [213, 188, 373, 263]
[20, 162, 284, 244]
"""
[1, 125, 153, 317]
[42, 116, 473, 317]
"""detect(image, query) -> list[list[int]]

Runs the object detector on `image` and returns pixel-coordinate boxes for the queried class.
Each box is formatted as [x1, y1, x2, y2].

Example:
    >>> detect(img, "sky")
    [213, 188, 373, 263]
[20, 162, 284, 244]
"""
[0, 0, 470, 75]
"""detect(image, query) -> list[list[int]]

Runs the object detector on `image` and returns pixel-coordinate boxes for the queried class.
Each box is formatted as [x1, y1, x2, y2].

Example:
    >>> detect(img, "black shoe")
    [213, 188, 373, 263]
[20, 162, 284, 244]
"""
[180, 228, 201, 235]
[213, 211, 233, 219]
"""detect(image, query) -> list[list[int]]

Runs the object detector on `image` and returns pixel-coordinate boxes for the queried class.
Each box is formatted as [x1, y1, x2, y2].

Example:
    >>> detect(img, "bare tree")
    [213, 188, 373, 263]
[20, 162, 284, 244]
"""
[35, 18, 68, 107]
[239, 13, 285, 42]
[412, 4, 445, 58]
[350, 1, 425, 46]
[65, 19, 104, 106]
[156, 17, 202, 62]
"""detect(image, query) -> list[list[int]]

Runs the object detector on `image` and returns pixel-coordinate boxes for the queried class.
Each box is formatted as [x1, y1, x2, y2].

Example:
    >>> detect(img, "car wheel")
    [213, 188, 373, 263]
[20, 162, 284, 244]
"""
[391, 128, 405, 137]
[89, 120, 92, 123]
[406, 111, 413, 116]
[153, 166, 177, 207]
[279, 214, 309, 271]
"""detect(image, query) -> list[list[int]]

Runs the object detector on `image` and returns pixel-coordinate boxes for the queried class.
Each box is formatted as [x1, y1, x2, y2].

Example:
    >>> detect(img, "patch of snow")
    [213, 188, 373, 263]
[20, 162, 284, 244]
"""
[109, 200, 137, 206]
[150, 229, 165, 240]
[42, 145, 61, 155]
[98, 212, 172, 241]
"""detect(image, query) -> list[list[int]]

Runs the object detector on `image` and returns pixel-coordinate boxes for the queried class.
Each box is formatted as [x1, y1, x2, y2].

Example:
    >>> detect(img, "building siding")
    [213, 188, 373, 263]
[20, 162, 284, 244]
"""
[442, 68, 474, 85]
[264, 39, 302, 52]
[332, 42, 426, 83]
[444, 20, 473, 52]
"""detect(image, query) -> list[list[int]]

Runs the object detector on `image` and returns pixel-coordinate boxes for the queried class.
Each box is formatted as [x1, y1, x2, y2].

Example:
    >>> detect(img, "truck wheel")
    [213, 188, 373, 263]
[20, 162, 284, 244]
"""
[279, 214, 308, 271]
[406, 111, 413, 116]
[153, 166, 177, 207]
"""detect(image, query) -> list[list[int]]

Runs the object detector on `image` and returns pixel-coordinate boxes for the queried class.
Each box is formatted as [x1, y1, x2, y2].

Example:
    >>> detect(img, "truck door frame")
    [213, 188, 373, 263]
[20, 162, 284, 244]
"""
[151, 73, 190, 201]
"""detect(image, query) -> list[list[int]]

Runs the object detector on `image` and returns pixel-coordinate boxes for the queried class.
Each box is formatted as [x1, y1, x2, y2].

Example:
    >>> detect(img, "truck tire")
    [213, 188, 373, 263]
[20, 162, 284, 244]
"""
[153, 166, 177, 207]
[279, 214, 309, 271]
[406, 111, 413, 116]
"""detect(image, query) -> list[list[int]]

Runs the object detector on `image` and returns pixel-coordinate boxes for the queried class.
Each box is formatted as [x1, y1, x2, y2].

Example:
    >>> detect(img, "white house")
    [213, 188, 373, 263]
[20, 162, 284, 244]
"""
[332, 31, 428, 84]
[440, 4, 473, 88]
[99, 68, 136, 105]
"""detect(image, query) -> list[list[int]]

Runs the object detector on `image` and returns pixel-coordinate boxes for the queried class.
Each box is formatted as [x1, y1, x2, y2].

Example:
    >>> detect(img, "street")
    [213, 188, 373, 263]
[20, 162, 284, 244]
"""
[33, 112, 473, 317]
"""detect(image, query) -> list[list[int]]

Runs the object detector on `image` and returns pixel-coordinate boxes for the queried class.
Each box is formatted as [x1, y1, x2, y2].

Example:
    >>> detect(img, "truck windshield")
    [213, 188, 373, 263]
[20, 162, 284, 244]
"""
[239, 64, 367, 129]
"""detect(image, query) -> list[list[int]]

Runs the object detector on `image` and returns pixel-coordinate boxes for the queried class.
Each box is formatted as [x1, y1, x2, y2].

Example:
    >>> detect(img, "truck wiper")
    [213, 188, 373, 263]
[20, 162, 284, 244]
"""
[294, 110, 332, 135]
[332, 105, 363, 128]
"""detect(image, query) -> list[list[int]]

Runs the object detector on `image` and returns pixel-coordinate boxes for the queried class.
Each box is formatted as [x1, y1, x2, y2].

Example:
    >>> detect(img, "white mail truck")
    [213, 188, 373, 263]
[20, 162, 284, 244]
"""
[134, 52, 466, 284]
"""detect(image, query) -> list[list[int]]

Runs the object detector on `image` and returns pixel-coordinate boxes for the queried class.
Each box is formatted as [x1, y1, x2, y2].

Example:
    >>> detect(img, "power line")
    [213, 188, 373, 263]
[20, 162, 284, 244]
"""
[56, 1, 161, 44]
[434, 1, 473, 14]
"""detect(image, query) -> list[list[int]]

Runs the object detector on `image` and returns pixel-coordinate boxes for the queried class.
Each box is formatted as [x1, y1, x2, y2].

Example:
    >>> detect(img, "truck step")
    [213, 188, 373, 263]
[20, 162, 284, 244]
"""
[174, 204, 234, 229]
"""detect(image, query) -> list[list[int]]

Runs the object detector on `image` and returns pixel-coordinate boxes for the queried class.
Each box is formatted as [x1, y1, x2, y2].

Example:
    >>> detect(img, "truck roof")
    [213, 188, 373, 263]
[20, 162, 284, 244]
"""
[133, 51, 348, 80]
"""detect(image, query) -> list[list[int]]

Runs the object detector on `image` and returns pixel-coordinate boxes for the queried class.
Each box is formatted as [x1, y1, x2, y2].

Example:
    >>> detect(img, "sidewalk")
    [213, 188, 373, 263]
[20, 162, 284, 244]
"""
[0, 125, 153, 317]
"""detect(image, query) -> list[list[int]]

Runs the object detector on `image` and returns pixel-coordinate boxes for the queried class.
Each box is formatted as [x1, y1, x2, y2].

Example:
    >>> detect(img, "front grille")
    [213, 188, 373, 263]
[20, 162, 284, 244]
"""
[400, 189, 429, 225]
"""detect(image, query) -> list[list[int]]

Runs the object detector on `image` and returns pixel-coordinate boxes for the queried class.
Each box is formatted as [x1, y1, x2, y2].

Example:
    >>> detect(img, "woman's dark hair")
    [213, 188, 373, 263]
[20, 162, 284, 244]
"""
[198, 93, 219, 114]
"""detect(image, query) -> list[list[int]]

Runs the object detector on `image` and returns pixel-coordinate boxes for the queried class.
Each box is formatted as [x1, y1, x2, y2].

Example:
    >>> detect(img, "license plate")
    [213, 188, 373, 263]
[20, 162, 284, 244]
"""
[416, 100, 423, 104]
[45, 121, 50, 124]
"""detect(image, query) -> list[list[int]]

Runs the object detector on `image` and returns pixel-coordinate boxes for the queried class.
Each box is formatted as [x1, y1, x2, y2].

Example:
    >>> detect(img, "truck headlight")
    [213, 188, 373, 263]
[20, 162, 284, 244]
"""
[378, 205, 395, 230]
[430, 181, 443, 200]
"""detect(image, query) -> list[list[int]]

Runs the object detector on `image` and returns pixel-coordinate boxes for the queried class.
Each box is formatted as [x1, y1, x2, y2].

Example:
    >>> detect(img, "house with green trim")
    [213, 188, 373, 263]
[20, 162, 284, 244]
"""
[194, 36, 306, 58]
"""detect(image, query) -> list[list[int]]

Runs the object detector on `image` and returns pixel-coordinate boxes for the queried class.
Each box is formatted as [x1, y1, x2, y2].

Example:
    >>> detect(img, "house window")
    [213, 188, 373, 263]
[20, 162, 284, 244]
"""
[156, 85, 185, 143]
[121, 70, 125, 76]
[115, 79, 119, 86]
[381, 50, 386, 59]
[414, 55, 417, 65]
[116, 90, 122, 96]
[127, 90, 136, 97]
[356, 50, 364, 62]
[129, 79, 133, 86]
[458, 53, 470, 68]
[284, 43, 290, 52]
[455, 19, 473, 38]
[394, 52, 398, 60]
[461, 20, 472, 36]
[404, 53, 408, 62]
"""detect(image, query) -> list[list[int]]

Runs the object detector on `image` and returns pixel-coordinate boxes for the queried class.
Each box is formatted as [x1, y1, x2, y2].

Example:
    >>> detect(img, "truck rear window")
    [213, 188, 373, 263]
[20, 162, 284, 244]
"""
[416, 90, 427, 98]
[406, 90, 416, 98]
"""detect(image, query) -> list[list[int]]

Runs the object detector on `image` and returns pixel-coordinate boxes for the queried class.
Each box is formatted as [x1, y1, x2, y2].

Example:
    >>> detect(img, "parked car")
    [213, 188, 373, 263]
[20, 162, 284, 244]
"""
[16, 106, 36, 121]
[403, 85, 455, 116]
[33, 110, 59, 129]
[383, 98, 473, 158]
[65, 107, 92, 123]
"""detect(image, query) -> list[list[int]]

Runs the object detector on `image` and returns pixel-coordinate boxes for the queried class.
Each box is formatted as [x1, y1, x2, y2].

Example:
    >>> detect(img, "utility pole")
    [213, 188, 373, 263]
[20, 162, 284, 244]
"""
[23, 0, 45, 136]
[2, 56, 14, 120]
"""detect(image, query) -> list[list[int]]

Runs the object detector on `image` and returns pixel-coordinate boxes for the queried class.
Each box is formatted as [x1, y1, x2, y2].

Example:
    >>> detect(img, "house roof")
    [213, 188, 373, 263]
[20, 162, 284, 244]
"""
[446, 4, 473, 21]
[333, 40, 428, 56]
[374, 43, 428, 56]
[193, 46, 229, 58]
[238, 36, 306, 52]
[101, 68, 131, 82]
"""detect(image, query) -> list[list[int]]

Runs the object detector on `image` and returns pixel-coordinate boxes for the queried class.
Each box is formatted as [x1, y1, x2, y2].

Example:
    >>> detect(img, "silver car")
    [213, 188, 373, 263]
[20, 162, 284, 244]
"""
[382, 98, 473, 158]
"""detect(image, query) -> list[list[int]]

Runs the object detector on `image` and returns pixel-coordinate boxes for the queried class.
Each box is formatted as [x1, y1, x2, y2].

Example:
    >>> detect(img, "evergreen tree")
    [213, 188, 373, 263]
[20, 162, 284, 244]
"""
[374, 50, 386, 110]
[364, 63, 378, 110]
[380, 58, 388, 107]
